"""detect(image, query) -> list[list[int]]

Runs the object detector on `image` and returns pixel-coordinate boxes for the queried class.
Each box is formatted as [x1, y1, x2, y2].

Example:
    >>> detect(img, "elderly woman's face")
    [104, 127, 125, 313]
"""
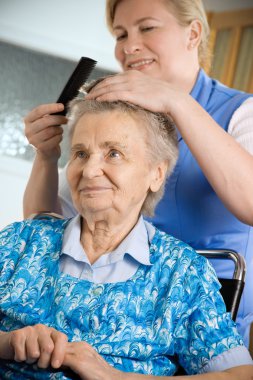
[67, 110, 164, 220]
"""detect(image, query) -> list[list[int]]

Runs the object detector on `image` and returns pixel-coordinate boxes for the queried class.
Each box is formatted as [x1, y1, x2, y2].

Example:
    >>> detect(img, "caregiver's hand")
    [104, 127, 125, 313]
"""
[85, 70, 183, 115]
[24, 103, 68, 162]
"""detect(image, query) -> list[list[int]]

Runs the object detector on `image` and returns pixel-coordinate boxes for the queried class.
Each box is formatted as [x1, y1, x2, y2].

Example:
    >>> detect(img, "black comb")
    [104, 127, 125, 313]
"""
[55, 56, 97, 115]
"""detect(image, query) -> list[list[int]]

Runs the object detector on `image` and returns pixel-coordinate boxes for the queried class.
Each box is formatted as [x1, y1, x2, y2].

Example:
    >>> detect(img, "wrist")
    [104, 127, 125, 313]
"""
[0, 331, 14, 360]
[110, 367, 126, 380]
[168, 92, 202, 131]
[35, 150, 60, 165]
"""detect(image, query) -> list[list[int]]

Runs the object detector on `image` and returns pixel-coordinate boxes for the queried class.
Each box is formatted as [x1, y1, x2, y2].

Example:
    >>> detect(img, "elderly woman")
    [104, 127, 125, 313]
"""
[23, 0, 253, 350]
[0, 87, 252, 379]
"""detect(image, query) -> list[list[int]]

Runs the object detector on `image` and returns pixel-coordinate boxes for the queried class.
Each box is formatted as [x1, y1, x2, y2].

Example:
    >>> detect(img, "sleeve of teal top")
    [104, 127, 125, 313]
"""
[0, 222, 21, 278]
[173, 252, 244, 375]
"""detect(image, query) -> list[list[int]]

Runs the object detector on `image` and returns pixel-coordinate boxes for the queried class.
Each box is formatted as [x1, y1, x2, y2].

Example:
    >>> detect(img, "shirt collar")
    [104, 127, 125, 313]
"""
[61, 215, 155, 267]
[177, 68, 208, 142]
[190, 68, 212, 109]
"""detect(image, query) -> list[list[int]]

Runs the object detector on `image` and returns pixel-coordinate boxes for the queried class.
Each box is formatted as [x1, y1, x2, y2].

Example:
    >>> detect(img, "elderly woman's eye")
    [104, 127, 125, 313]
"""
[76, 151, 88, 159]
[108, 150, 121, 159]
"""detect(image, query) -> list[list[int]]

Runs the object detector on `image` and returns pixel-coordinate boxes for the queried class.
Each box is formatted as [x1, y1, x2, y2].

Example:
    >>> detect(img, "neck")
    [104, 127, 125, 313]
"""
[178, 64, 200, 94]
[80, 213, 139, 264]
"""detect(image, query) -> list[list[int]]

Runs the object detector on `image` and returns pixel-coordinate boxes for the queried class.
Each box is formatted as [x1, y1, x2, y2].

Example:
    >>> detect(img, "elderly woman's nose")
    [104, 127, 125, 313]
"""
[82, 154, 104, 178]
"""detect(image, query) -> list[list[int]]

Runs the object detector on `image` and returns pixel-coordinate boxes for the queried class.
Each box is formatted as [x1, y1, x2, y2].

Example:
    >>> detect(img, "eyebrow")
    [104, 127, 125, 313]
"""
[113, 17, 159, 31]
[70, 141, 128, 151]
[102, 141, 128, 150]
[70, 144, 85, 152]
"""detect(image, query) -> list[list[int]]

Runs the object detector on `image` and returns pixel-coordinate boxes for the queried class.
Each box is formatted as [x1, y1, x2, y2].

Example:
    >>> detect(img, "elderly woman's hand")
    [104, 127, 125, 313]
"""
[63, 341, 121, 380]
[0, 324, 68, 369]
[24, 103, 68, 162]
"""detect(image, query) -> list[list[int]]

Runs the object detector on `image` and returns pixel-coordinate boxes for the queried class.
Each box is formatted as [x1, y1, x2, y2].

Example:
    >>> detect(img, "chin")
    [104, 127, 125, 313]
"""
[79, 201, 113, 216]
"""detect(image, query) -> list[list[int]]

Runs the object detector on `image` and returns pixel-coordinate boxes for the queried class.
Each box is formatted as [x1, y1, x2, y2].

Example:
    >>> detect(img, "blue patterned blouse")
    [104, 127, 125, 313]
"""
[0, 218, 243, 379]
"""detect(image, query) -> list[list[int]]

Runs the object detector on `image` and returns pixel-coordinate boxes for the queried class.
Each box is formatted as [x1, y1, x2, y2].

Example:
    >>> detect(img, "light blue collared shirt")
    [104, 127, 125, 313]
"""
[60, 215, 155, 283]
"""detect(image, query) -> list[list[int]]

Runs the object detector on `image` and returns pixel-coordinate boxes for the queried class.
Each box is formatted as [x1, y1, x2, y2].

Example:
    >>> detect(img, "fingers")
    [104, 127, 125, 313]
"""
[50, 329, 68, 369]
[23, 103, 68, 159]
[9, 326, 40, 363]
[86, 81, 133, 103]
[28, 125, 63, 149]
[24, 103, 65, 124]
[26, 115, 66, 136]
[36, 328, 55, 368]
[86, 73, 130, 99]
[63, 342, 120, 380]
[63, 342, 94, 376]
[35, 325, 68, 369]
[85, 70, 147, 104]
[8, 324, 68, 369]
[86, 70, 173, 114]
[24, 330, 40, 364]
[25, 115, 66, 146]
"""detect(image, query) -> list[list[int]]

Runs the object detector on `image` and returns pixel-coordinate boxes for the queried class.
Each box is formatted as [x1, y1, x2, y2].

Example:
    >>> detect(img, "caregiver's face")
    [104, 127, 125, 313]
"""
[113, 0, 192, 84]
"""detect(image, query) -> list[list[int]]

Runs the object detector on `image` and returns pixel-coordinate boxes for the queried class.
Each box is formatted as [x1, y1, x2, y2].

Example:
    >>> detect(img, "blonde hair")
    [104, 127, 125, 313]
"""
[106, 0, 210, 68]
[67, 78, 178, 217]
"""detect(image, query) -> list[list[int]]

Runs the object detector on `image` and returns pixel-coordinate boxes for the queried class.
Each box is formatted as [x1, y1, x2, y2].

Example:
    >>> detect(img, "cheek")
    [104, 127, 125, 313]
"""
[66, 164, 79, 190]
[122, 168, 150, 193]
[66, 165, 72, 186]
[114, 44, 124, 64]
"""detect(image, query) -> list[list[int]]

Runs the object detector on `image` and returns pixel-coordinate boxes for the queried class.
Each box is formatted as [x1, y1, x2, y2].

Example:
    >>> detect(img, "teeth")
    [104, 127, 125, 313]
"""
[129, 59, 153, 68]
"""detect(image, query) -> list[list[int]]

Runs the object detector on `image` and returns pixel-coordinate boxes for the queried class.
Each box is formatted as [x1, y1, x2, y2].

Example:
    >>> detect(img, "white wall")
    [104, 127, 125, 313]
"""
[0, 0, 120, 72]
[0, 156, 32, 229]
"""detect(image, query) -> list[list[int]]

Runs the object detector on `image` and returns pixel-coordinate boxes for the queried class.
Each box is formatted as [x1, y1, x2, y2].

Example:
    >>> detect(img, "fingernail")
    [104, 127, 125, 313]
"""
[52, 359, 60, 368]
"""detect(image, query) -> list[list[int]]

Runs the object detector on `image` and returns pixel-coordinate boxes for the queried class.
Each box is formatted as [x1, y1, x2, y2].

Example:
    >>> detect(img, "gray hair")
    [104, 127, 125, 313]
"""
[67, 79, 178, 217]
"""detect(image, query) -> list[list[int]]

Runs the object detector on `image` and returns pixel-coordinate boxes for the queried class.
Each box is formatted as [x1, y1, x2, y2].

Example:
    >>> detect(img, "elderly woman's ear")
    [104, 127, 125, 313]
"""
[149, 161, 168, 193]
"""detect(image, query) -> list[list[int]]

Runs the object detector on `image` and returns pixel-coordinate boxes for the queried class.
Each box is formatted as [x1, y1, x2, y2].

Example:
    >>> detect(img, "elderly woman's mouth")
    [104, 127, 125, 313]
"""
[79, 186, 112, 194]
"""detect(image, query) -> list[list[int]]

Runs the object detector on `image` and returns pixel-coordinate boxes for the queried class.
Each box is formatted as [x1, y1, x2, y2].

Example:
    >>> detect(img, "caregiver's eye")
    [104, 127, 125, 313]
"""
[141, 26, 155, 32]
[116, 32, 127, 41]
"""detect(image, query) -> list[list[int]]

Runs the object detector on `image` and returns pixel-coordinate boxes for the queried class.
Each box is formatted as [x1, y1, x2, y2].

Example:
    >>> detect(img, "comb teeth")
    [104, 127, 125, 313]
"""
[55, 56, 97, 115]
